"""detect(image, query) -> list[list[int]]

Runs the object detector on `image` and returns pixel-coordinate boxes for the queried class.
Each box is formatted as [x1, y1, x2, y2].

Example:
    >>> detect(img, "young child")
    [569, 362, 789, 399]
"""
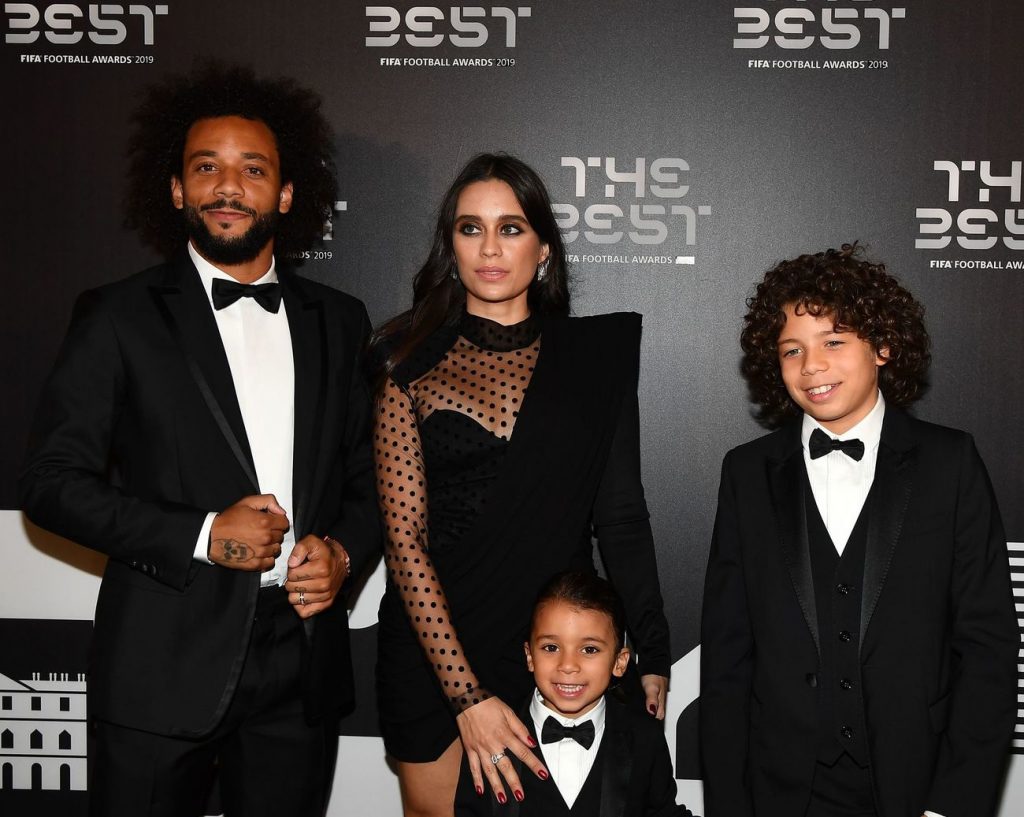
[700, 244, 1017, 817]
[456, 571, 694, 816]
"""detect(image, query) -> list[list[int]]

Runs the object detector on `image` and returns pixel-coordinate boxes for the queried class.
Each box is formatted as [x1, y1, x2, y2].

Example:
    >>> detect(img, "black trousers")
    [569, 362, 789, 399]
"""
[88, 587, 339, 817]
[805, 753, 878, 817]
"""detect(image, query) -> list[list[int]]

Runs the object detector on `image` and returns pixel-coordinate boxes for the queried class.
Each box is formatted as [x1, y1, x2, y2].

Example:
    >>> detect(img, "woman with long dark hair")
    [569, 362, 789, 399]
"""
[371, 153, 671, 816]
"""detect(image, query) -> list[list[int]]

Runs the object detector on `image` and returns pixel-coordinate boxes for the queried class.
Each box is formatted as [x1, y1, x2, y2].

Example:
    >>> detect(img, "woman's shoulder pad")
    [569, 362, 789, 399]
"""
[557, 311, 642, 340]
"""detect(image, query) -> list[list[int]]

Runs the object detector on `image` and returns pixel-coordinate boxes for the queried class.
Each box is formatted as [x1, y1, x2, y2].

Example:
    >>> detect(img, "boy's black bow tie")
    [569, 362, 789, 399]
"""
[212, 279, 282, 313]
[809, 428, 865, 461]
[541, 716, 595, 749]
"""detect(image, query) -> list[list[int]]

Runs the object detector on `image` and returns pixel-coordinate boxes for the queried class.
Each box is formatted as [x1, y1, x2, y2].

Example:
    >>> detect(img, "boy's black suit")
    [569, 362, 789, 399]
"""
[456, 694, 695, 817]
[20, 254, 380, 738]
[700, 408, 1017, 817]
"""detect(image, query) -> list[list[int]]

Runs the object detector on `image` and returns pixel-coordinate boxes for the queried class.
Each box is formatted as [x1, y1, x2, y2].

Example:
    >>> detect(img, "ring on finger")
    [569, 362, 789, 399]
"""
[490, 752, 506, 765]
[299, 591, 306, 606]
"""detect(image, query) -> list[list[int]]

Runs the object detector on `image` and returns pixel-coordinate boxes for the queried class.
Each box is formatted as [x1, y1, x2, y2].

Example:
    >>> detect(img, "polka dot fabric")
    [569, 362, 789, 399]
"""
[374, 312, 541, 712]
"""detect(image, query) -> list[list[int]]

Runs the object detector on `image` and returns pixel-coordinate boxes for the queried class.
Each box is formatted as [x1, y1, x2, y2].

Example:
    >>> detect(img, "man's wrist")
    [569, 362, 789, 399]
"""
[193, 511, 218, 564]
[323, 535, 351, 579]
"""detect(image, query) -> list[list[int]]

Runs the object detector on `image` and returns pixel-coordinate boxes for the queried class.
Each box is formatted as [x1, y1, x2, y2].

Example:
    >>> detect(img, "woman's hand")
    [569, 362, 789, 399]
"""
[456, 697, 549, 803]
[641, 673, 669, 719]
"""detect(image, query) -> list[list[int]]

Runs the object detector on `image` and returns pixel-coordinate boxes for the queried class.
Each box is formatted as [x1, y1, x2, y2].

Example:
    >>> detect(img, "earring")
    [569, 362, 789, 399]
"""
[450, 267, 459, 281]
[536, 260, 549, 282]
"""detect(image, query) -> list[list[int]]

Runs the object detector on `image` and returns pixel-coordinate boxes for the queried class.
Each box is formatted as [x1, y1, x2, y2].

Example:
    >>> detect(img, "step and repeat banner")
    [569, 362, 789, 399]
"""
[1, 1, 1022, 814]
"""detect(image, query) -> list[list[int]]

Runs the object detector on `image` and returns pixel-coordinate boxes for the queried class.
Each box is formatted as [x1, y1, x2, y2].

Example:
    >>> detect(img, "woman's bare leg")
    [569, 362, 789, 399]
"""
[396, 738, 463, 817]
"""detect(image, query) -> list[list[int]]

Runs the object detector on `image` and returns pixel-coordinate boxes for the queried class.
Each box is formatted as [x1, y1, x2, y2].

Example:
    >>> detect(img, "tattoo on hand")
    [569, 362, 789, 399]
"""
[216, 539, 251, 562]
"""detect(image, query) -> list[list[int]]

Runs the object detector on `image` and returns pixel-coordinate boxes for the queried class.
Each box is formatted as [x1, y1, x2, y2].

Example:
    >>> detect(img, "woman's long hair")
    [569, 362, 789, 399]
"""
[369, 153, 571, 386]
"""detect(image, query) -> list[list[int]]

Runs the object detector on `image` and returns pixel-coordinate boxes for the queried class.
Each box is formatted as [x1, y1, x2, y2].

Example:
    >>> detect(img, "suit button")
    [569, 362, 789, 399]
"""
[839, 678, 854, 691]
[150, 566, 159, 577]
[805, 673, 818, 688]
[130, 561, 138, 568]
[836, 583, 854, 595]
[838, 630, 852, 643]
[841, 726, 854, 739]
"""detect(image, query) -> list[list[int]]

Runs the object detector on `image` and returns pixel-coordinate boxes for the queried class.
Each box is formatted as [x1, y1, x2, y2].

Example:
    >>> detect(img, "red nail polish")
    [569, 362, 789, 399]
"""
[648, 703, 657, 715]
[538, 769, 549, 780]
[514, 790, 524, 802]
[526, 735, 537, 747]
[497, 791, 507, 805]
[476, 786, 483, 796]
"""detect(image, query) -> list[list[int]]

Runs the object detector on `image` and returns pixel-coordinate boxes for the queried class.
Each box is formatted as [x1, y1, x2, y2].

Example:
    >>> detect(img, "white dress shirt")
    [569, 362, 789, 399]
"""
[530, 688, 606, 808]
[801, 392, 885, 555]
[188, 243, 296, 587]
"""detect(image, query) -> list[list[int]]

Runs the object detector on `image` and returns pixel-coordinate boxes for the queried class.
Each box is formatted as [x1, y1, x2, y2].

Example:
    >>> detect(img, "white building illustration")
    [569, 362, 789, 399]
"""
[0, 670, 87, 791]
[1011, 542, 1024, 753]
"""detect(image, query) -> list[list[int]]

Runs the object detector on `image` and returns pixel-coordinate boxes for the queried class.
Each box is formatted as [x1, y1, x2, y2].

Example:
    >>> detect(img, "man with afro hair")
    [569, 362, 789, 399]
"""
[700, 244, 1016, 817]
[21, 63, 379, 816]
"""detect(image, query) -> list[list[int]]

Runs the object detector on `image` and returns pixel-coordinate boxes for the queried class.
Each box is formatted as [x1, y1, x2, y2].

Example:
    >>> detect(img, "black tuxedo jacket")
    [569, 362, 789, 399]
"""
[700, 408, 1017, 817]
[456, 695, 694, 817]
[20, 254, 380, 738]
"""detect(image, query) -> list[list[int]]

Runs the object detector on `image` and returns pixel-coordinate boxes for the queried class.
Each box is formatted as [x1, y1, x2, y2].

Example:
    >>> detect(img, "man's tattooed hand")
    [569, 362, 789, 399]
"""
[209, 494, 289, 572]
[215, 539, 252, 562]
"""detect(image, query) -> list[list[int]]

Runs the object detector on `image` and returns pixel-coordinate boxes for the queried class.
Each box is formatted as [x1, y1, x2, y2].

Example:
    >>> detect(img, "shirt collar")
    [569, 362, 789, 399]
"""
[459, 310, 541, 352]
[530, 687, 607, 734]
[188, 242, 277, 306]
[801, 390, 886, 452]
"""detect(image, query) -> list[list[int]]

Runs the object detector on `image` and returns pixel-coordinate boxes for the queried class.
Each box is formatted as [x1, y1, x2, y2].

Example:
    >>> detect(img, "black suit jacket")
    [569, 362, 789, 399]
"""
[455, 695, 694, 817]
[19, 254, 380, 738]
[699, 408, 1017, 817]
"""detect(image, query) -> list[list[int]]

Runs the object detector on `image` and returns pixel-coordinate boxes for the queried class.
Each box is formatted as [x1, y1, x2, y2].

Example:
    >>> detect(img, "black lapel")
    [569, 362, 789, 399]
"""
[149, 255, 258, 490]
[281, 272, 326, 540]
[768, 421, 820, 656]
[860, 409, 916, 648]
[599, 698, 633, 817]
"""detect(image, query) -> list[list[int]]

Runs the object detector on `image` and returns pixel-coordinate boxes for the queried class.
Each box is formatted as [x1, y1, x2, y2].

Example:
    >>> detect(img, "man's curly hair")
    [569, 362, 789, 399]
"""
[740, 243, 930, 428]
[124, 62, 336, 257]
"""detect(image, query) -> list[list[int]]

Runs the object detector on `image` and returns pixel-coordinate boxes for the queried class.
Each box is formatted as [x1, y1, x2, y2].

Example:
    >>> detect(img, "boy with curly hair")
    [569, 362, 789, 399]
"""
[700, 244, 1016, 817]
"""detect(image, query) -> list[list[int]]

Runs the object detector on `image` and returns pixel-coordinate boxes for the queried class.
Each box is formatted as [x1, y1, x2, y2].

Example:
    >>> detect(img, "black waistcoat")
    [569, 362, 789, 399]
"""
[806, 477, 872, 767]
[520, 739, 606, 815]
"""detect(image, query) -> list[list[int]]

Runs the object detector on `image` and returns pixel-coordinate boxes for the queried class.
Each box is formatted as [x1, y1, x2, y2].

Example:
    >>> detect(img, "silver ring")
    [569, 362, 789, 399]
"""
[490, 752, 506, 765]
[299, 591, 306, 606]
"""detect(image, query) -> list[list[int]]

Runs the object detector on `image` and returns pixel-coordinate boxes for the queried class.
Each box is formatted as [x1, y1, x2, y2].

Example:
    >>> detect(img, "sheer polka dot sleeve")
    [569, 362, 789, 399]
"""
[375, 375, 491, 712]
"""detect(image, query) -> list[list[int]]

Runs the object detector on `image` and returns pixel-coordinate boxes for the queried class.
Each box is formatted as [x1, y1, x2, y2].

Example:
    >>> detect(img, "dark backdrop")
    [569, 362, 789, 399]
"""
[2, 1, 1022, 812]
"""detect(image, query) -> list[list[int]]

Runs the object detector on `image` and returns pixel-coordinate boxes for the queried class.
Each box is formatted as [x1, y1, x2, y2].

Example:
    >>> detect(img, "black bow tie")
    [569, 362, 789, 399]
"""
[809, 428, 865, 461]
[211, 278, 282, 313]
[541, 716, 595, 750]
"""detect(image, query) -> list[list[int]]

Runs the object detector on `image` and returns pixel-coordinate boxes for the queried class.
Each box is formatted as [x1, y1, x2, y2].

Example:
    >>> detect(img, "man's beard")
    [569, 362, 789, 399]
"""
[183, 200, 280, 266]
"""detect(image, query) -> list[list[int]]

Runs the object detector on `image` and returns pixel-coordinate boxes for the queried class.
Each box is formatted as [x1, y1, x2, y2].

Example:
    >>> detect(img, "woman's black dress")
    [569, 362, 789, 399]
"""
[375, 310, 670, 762]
